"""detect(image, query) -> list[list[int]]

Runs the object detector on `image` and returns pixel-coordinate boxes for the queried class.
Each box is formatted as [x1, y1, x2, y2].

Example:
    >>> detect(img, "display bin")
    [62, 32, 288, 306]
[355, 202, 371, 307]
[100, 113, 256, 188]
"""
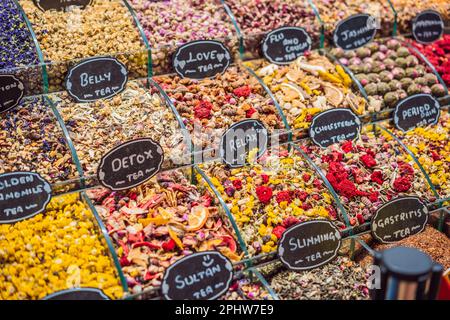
[244, 50, 368, 141]
[311, 0, 396, 47]
[127, 0, 239, 76]
[221, 0, 322, 61]
[328, 37, 449, 114]
[46, 79, 190, 190]
[0, 192, 126, 300]
[16, 0, 150, 93]
[152, 62, 291, 160]
[85, 167, 246, 297]
[0, 96, 81, 186]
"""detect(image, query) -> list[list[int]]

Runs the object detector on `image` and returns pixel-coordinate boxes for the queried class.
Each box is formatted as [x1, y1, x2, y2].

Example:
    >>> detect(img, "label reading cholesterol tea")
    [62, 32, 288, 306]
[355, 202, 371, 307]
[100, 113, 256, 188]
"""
[412, 10, 444, 44]
[262, 27, 312, 64]
[0, 74, 24, 114]
[333, 14, 378, 50]
[394, 94, 440, 132]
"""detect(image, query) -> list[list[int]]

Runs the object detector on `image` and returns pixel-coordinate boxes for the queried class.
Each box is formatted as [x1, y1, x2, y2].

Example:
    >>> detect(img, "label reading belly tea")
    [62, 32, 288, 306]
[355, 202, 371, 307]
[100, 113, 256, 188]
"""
[173, 40, 231, 79]
[262, 27, 312, 64]
[43, 288, 109, 300]
[162, 251, 233, 300]
[33, 0, 92, 11]
[0, 172, 52, 224]
[97, 138, 164, 191]
[333, 14, 378, 50]
[412, 10, 444, 44]
[0, 74, 24, 114]
[278, 220, 341, 271]
[371, 197, 428, 243]
[65, 56, 128, 103]
[309, 108, 361, 148]
[394, 93, 440, 132]
[220, 119, 268, 168]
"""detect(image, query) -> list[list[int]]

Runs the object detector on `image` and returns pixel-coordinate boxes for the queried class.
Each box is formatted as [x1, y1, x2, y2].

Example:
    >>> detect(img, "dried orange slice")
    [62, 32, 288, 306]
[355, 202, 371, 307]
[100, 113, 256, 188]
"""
[346, 92, 365, 115]
[186, 205, 209, 231]
[280, 83, 305, 102]
[323, 84, 344, 107]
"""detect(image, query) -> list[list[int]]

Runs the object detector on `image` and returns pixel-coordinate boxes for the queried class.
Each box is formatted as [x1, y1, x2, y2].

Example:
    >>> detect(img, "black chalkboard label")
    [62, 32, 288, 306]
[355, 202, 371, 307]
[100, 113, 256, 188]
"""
[173, 40, 231, 79]
[33, 0, 92, 11]
[261, 27, 312, 65]
[43, 288, 109, 300]
[394, 94, 440, 132]
[97, 138, 164, 191]
[371, 197, 428, 243]
[278, 220, 341, 271]
[220, 119, 268, 168]
[0, 74, 24, 114]
[412, 10, 444, 44]
[309, 108, 361, 148]
[161, 251, 233, 300]
[0, 172, 52, 224]
[65, 56, 128, 103]
[333, 14, 378, 50]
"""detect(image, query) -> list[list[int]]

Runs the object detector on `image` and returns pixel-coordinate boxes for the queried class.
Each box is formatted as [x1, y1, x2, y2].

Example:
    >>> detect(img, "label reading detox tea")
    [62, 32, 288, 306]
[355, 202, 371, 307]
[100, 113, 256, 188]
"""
[394, 93, 440, 132]
[173, 40, 231, 79]
[34, 0, 92, 11]
[161, 251, 233, 300]
[333, 14, 378, 50]
[262, 27, 312, 64]
[0, 172, 52, 224]
[371, 197, 428, 243]
[412, 10, 444, 44]
[278, 220, 341, 271]
[0, 74, 24, 114]
[65, 56, 128, 103]
[309, 108, 361, 148]
[97, 138, 164, 191]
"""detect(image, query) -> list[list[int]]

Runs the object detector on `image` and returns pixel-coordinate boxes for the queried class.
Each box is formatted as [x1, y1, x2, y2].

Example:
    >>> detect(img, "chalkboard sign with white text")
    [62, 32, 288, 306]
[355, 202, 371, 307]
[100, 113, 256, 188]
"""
[371, 197, 428, 243]
[278, 220, 341, 271]
[173, 40, 231, 79]
[0, 172, 52, 224]
[65, 56, 128, 103]
[43, 288, 109, 300]
[262, 27, 312, 64]
[0, 74, 24, 113]
[162, 251, 233, 300]
[333, 14, 378, 50]
[97, 138, 164, 191]
[34, 0, 92, 11]
[394, 94, 440, 132]
[412, 10, 444, 44]
[309, 108, 361, 148]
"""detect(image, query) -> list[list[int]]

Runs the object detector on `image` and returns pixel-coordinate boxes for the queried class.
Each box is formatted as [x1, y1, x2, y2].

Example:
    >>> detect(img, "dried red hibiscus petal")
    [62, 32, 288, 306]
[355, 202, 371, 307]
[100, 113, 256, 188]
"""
[256, 186, 273, 204]
[276, 190, 292, 204]
[246, 107, 257, 118]
[369, 191, 379, 202]
[261, 174, 269, 184]
[272, 225, 286, 239]
[194, 100, 213, 119]
[282, 216, 299, 228]
[302, 173, 311, 182]
[233, 85, 252, 98]
[360, 154, 377, 168]
[371, 171, 384, 185]
[161, 239, 176, 251]
[393, 177, 412, 192]
[341, 140, 353, 153]
[232, 179, 243, 190]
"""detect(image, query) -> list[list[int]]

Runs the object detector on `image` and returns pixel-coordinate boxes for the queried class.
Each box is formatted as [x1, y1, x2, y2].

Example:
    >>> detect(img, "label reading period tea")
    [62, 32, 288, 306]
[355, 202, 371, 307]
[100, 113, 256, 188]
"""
[394, 94, 440, 132]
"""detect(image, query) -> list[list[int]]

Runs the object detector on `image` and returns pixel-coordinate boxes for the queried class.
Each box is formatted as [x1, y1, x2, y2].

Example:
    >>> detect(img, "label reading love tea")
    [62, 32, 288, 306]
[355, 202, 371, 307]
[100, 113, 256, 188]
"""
[371, 197, 428, 243]
[0, 172, 52, 224]
[394, 94, 440, 132]
[0, 74, 24, 114]
[262, 27, 312, 64]
[333, 14, 378, 50]
[220, 119, 268, 168]
[162, 251, 233, 300]
[173, 40, 231, 79]
[34, 0, 92, 11]
[309, 108, 361, 148]
[65, 56, 128, 103]
[43, 288, 109, 300]
[278, 220, 341, 271]
[412, 10, 444, 44]
[97, 138, 164, 191]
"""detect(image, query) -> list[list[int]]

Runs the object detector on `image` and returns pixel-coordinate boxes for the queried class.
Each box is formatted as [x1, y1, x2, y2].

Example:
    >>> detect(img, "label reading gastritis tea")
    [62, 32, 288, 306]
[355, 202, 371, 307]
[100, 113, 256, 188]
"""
[262, 27, 312, 64]
[0, 172, 52, 224]
[162, 251, 233, 300]
[394, 94, 440, 132]
[33, 0, 92, 11]
[97, 138, 164, 191]
[220, 119, 268, 168]
[0, 74, 24, 114]
[371, 197, 428, 243]
[309, 108, 361, 148]
[278, 220, 341, 271]
[65, 57, 128, 103]
[173, 40, 231, 79]
[333, 14, 378, 50]
[412, 10, 444, 44]
[43, 288, 109, 300]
